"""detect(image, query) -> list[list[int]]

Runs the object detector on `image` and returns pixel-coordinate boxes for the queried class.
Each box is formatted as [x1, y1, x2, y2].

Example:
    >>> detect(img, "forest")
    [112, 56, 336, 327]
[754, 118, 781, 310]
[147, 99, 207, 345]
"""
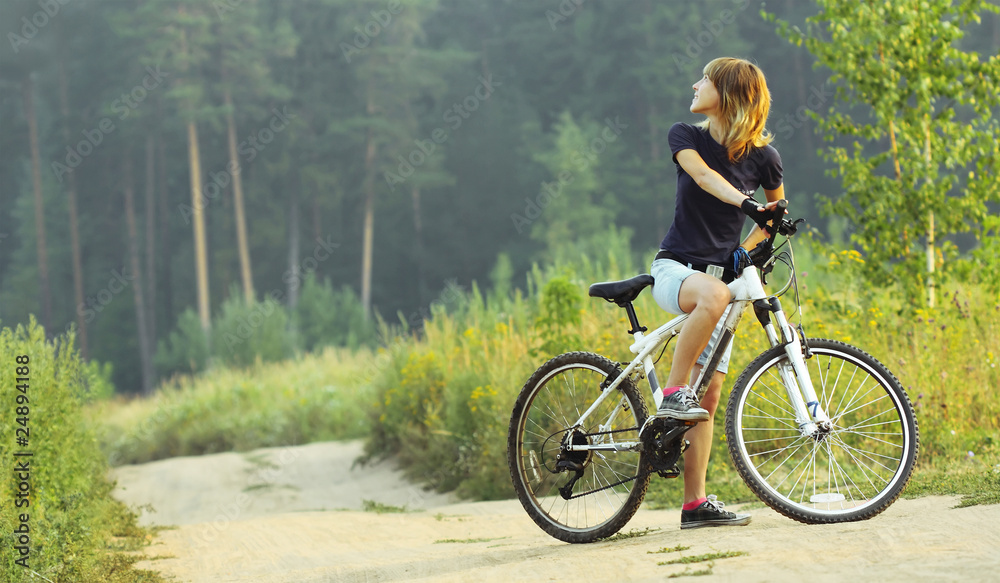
[2, 0, 999, 394]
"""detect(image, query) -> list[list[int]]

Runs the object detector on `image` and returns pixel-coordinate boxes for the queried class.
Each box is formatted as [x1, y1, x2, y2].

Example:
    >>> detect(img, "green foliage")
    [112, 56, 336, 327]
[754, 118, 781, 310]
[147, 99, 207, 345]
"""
[649, 545, 692, 554]
[153, 309, 209, 378]
[98, 346, 374, 465]
[81, 358, 116, 402]
[598, 527, 660, 542]
[0, 319, 161, 583]
[361, 500, 411, 514]
[905, 460, 1000, 507]
[767, 0, 1000, 305]
[968, 214, 1000, 293]
[295, 273, 376, 352]
[214, 287, 292, 368]
[0, 0, 850, 398]
[531, 272, 585, 357]
[658, 551, 747, 566]
[154, 281, 377, 382]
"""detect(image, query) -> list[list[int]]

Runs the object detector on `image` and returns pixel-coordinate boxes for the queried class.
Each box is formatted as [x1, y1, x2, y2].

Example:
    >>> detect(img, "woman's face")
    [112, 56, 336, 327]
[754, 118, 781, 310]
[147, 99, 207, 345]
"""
[691, 74, 720, 116]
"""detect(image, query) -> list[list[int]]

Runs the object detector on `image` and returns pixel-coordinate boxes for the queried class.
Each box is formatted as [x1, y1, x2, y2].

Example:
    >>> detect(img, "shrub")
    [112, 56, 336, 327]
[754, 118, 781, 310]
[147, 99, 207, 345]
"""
[153, 308, 208, 377]
[0, 319, 160, 582]
[213, 286, 292, 368]
[295, 273, 375, 352]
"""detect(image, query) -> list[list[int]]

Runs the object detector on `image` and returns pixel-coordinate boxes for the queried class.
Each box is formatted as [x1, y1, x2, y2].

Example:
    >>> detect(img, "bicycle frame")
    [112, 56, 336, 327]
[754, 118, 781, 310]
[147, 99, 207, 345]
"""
[565, 251, 832, 455]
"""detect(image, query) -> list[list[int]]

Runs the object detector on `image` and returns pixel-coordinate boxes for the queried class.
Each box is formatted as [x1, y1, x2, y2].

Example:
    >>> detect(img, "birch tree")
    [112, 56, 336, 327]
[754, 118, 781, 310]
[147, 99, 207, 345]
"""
[769, 0, 1000, 306]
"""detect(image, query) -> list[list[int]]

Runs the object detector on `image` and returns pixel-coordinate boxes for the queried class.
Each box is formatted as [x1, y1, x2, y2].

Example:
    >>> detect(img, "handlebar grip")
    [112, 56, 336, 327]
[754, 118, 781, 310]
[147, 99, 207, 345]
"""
[767, 199, 788, 237]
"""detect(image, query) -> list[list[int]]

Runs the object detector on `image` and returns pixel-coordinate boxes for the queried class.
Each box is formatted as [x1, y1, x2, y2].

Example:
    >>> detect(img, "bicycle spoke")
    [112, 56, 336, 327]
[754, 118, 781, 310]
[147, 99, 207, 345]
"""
[830, 435, 899, 475]
[509, 354, 653, 541]
[728, 341, 917, 523]
[828, 434, 887, 494]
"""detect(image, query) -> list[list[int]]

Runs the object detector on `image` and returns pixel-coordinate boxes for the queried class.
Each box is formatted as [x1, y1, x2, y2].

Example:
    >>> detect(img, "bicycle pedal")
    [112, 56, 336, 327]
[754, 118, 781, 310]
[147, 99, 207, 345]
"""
[656, 465, 681, 479]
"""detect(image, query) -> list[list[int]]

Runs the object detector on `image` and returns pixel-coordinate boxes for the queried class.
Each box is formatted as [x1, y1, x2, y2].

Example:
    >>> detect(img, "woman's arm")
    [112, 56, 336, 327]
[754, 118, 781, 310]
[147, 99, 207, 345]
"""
[674, 149, 749, 206]
[741, 185, 785, 250]
[674, 148, 785, 250]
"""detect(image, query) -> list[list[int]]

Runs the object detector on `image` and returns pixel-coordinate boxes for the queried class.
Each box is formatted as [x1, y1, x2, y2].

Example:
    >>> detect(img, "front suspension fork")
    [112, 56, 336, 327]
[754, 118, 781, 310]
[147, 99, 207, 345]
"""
[754, 298, 832, 436]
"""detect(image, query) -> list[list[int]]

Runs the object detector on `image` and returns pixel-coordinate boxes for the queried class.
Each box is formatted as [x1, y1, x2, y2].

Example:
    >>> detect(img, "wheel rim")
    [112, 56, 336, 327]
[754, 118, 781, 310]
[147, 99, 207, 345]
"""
[515, 362, 643, 533]
[733, 346, 914, 516]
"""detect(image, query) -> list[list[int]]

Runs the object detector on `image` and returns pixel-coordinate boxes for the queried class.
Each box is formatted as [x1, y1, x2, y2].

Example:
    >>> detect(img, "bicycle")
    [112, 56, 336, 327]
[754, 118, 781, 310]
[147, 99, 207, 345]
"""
[506, 200, 919, 543]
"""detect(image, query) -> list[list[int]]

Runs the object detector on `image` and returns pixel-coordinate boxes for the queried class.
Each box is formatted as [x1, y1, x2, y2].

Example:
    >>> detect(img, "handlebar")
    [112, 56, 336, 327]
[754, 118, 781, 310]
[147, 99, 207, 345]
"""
[748, 199, 804, 270]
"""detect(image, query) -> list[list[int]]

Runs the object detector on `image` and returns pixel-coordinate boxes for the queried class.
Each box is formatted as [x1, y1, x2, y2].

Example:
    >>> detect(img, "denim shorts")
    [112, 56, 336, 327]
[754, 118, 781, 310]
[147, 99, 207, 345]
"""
[650, 257, 733, 374]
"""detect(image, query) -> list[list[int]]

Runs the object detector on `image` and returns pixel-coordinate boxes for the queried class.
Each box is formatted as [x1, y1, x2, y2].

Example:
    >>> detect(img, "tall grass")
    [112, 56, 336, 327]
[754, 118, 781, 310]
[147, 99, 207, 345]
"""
[94, 346, 376, 465]
[0, 319, 161, 583]
[95, 240, 1000, 508]
[363, 243, 1000, 504]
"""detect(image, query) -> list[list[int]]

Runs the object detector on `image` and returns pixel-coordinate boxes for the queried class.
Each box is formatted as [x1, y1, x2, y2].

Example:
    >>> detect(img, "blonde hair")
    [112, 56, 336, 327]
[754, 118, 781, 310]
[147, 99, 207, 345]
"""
[696, 57, 773, 163]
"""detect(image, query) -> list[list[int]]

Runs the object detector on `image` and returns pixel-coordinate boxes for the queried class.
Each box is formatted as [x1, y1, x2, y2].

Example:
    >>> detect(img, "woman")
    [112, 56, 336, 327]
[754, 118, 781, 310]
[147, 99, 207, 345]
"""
[650, 57, 784, 529]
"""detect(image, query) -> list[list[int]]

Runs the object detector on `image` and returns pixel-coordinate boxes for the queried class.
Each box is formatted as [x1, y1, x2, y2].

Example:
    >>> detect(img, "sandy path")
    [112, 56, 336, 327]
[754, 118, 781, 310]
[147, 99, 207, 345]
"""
[113, 441, 1000, 582]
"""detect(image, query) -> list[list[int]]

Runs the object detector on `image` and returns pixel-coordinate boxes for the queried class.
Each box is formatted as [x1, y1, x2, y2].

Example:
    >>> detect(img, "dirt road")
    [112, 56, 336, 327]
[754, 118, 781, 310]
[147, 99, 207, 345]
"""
[112, 441, 1000, 582]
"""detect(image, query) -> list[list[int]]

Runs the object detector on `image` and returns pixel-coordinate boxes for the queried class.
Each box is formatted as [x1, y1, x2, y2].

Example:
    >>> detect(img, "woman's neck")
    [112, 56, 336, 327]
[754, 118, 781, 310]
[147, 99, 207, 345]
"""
[706, 115, 725, 144]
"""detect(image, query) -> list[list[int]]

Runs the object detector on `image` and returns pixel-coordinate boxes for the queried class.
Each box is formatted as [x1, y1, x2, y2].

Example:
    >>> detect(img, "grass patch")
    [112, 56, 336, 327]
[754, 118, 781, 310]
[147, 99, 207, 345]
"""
[599, 527, 660, 542]
[648, 545, 690, 554]
[904, 460, 1000, 507]
[433, 537, 509, 544]
[361, 500, 412, 514]
[241, 483, 298, 493]
[668, 565, 715, 578]
[658, 551, 747, 566]
[91, 345, 375, 465]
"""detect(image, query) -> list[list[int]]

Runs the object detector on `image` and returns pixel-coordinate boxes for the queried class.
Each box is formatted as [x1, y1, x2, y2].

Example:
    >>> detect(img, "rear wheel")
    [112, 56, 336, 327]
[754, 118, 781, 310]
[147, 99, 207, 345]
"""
[507, 352, 649, 543]
[726, 339, 918, 523]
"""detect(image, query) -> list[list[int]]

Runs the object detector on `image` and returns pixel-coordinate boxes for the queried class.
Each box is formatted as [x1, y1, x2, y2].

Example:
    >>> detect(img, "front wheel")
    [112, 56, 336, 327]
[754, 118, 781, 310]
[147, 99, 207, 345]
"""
[726, 339, 918, 524]
[507, 352, 649, 543]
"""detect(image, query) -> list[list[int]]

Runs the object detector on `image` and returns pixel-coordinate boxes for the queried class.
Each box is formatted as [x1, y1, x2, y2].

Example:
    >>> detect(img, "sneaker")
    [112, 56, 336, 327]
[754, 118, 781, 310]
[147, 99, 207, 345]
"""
[654, 386, 709, 421]
[680, 495, 751, 530]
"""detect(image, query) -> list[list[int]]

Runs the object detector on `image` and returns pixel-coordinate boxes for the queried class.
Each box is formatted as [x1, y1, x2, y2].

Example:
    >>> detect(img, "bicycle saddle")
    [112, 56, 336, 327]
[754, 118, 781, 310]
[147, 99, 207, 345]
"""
[588, 274, 654, 306]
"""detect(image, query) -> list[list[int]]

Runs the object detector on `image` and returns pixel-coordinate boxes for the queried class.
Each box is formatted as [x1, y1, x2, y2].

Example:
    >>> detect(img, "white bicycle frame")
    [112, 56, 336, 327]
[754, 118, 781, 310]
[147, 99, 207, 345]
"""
[566, 260, 832, 454]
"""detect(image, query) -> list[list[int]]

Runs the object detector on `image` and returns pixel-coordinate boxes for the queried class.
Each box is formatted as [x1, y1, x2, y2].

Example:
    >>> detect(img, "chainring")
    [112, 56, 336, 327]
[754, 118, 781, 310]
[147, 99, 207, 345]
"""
[640, 418, 694, 477]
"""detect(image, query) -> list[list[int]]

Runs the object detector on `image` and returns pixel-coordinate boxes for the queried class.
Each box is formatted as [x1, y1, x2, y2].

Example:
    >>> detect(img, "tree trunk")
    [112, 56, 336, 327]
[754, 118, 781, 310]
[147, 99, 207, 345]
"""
[23, 75, 53, 334]
[58, 62, 88, 357]
[411, 185, 426, 305]
[124, 155, 155, 394]
[287, 183, 301, 311]
[788, 0, 815, 156]
[225, 88, 255, 304]
[361, 88, 376, 320]
[187, 120, 211, 336]
[648, 100, 663, 232]
[312, 194, 321, 246]
[156, 126, 174, 328]
[144, 134, 157, 347]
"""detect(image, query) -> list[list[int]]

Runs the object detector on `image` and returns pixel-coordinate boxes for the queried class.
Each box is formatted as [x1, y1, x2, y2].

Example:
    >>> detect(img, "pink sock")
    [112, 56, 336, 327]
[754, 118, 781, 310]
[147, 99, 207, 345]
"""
[683, 497, 708, 511]
[661, 386, 684, 398]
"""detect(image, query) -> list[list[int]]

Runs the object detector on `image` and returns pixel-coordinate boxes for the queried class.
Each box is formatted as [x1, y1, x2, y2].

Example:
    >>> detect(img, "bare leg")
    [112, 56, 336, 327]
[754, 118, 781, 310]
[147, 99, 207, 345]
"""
[664, 273, 730, 389]
[683, 366, 725, 504]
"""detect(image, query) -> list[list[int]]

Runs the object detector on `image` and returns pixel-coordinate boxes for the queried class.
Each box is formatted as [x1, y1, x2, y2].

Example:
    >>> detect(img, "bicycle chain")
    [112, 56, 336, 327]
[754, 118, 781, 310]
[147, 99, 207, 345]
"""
[560, 426, 651, 500]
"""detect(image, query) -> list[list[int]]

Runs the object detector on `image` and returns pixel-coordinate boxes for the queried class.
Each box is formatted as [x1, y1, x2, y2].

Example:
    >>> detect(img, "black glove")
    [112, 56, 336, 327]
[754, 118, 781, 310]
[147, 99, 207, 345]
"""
[741, 197, 771, 230]
[731, 246, 753, 274]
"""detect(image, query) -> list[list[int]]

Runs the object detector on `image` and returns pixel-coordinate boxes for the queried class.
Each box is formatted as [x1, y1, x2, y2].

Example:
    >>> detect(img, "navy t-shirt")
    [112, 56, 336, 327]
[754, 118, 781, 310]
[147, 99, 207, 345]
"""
[659, 122, 783, 265]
